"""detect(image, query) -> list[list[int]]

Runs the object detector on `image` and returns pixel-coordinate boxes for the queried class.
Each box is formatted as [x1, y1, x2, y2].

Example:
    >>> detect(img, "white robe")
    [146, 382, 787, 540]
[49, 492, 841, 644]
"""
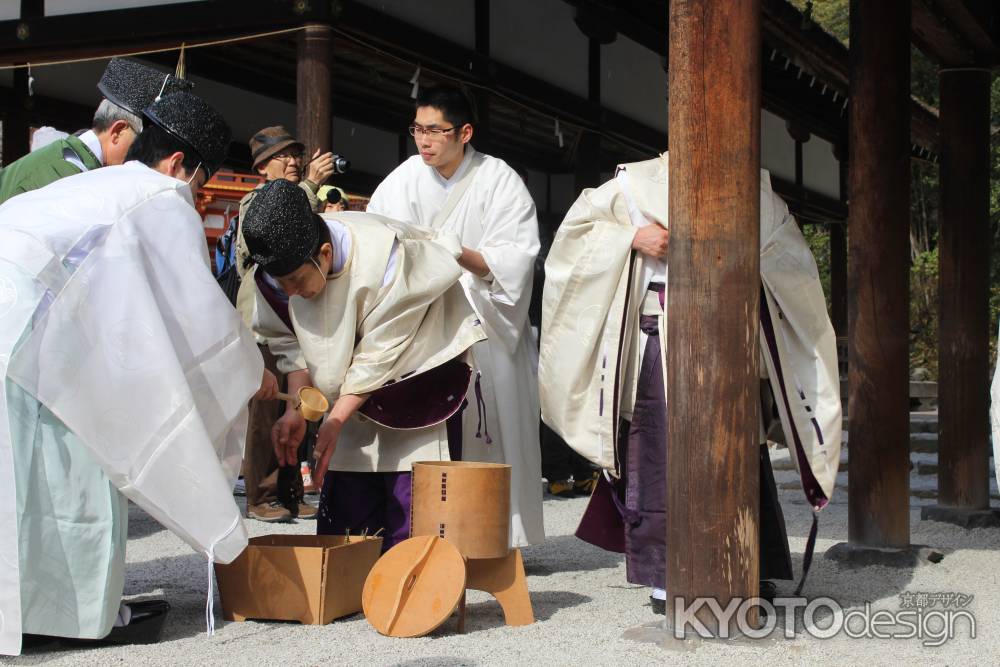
[540, 154, 842, 509]
[0, 162, 262, 655]
[250, 213, 485, 473]
[367, 147, 545, 547]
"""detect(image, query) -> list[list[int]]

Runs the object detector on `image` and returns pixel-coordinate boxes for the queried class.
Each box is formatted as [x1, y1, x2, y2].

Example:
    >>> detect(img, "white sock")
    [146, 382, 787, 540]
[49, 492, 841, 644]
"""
[651, 587, 666, 601]
[113, 602, 133, 627]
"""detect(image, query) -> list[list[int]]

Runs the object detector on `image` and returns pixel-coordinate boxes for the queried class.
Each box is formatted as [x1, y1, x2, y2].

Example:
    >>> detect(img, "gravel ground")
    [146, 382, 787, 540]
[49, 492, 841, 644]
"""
[6, 449, 1000, 666]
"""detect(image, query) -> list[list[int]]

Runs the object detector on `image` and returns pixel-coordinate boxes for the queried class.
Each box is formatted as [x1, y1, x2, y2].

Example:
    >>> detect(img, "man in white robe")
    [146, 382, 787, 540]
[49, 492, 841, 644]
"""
[366, 84, 545, 547]
[0, 92, 269, 655]
[241, 179, 486, 551]
[540, 154, 842, 611]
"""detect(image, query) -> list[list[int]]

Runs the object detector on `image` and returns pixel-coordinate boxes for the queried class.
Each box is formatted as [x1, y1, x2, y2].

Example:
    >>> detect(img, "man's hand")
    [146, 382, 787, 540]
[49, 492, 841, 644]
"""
[271, 410, 306, 467]
[255, 368, 279, 400]
[312, 392, 370, 489]
[457, 246, 491, 278]
[306, 148, 335, 185]
[631, 224, 670, 259]
[312, 417, 342, 488]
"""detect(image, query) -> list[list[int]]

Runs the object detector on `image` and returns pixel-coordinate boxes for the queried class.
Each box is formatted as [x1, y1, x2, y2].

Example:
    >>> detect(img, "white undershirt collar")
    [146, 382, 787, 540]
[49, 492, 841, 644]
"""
[62, 129, 104, 171]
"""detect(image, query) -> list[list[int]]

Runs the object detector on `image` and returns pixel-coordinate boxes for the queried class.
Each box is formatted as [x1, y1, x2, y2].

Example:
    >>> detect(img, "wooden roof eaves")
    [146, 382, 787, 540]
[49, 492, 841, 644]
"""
[915, 0, 1000, 67]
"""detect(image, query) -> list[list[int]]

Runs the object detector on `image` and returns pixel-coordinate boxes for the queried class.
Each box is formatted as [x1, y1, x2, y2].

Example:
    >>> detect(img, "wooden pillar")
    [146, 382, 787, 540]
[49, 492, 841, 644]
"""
[932, 68, 992, 513]
[830, 156, 849, 336]
[2, 67, 31, 166]
[575, 37, 602, 193]
[474, 0, 492, 153]
[846, 0, 911, 549]
[787, 122, 809, 221]
[296, 23, 332, 154]
[666, 0, 760, 635]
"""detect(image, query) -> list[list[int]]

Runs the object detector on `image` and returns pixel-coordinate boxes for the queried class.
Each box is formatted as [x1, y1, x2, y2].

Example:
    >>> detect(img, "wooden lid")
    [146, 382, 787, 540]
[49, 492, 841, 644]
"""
[362, 535, 466, 637]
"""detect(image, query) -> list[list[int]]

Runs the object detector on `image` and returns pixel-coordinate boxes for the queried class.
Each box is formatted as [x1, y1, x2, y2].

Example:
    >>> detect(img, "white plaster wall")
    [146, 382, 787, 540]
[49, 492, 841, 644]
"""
[601, 36, 668, 133]
[761, 108, 795, 182]
[0, 4, 20, 20]
[491, 0, 587, 99]
[45, 0, 200, 15]
[803, 135, 840, 199]
[356, 0, 474, 50]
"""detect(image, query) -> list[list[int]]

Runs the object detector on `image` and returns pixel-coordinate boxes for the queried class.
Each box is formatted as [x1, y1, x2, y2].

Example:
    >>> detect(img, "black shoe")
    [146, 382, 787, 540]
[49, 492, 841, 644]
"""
[650, 596, 666, 616]
[101, 600, 171, 645]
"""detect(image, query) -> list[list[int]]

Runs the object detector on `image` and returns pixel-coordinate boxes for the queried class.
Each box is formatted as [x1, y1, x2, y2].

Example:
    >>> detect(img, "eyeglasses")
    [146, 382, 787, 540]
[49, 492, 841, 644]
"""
[272, 151, 303, 162]
[408, 124, 458, 139]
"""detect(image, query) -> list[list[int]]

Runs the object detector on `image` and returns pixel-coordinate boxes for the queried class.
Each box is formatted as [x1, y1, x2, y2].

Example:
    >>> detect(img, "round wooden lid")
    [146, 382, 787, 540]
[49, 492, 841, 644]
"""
[362, 535, 466, 638]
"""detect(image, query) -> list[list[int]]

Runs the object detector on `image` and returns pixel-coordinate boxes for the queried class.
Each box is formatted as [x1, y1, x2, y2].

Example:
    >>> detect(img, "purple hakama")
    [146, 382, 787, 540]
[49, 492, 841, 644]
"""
[316, 408, 465, 552]
[577, 289, 793, 588]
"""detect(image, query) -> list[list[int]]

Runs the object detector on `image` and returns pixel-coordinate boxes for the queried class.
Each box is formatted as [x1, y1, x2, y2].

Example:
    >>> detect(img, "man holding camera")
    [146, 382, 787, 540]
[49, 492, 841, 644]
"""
[234, 125, 337, 523]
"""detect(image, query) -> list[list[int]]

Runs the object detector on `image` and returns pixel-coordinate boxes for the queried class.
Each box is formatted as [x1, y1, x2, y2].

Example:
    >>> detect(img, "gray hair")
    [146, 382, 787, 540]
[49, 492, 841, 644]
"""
[92, 98, 143, 134]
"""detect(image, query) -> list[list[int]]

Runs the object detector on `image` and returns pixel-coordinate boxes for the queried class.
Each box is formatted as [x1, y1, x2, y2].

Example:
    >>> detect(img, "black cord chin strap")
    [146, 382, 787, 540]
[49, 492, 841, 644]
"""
[793, 512, 819, 596]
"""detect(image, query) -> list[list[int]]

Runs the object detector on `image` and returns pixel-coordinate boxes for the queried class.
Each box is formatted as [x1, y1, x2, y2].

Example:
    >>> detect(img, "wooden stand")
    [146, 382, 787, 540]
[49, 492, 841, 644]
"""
[455, 548, 534, 632]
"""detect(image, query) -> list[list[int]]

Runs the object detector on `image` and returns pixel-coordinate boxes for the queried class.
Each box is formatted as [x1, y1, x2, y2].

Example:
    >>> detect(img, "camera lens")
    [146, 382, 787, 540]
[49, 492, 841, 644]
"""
[332, 156, 350, 174]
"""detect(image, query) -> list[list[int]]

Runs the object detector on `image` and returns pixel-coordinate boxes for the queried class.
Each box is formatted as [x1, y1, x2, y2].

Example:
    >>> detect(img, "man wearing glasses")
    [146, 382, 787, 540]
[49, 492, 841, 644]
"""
[367, 84, 545, 549]
[233, 126, 335, 523]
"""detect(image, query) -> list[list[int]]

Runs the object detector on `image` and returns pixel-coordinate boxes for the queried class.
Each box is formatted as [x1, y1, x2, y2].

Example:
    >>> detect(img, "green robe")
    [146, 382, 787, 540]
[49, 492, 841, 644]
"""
[0, 136, 102, 205]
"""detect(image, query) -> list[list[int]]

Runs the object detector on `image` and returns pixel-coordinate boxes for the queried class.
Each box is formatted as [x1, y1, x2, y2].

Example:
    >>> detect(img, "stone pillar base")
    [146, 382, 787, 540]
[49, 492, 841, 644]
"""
[824, 542, 943, 568]
[921, 505, 1000, 529]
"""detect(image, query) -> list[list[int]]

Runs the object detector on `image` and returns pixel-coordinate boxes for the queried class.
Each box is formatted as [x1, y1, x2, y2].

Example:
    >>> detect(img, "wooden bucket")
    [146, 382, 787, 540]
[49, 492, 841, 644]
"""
[410, 461, 511, 560]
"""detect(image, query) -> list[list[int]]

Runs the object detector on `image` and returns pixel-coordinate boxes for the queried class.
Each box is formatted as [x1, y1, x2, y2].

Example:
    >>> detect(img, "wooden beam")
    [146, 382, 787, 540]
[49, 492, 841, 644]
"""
[934, 68, 992, 511]
[336, 0, 667, 154]
[912, 0, 977, 66]
[769, 174, 848, 222]
[0, 0, 321, 64]
[666, 0, 761, 636]
[937, 0, 1000, 62]
[846, 0, 911, 550]
[21, 0, 42, 19]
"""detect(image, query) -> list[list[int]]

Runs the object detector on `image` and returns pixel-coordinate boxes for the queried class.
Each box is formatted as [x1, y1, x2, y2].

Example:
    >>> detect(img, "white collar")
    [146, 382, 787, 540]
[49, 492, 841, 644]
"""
[431, 145, 477, 188]
[78, 129, 104, 166]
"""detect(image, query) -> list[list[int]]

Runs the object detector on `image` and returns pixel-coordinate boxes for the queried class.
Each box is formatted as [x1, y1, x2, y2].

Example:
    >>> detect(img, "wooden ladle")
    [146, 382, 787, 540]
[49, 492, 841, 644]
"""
[274, 386, 329, 421]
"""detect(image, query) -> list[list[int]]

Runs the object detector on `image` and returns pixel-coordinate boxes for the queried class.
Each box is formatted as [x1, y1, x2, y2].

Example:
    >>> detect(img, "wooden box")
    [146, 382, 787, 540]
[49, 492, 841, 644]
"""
[215, 534, 382, 625]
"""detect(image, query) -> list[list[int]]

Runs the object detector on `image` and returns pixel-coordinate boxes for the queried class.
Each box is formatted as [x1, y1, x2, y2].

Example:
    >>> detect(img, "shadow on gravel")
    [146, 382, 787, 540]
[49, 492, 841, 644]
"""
[522, 534, 623, 576]
[434, 590, 591, 635]
[127, 502, 168, 539]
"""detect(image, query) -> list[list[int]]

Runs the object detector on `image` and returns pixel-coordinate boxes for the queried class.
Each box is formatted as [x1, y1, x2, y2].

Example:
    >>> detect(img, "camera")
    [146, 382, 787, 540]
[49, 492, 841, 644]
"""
[332, 155, 350, 174]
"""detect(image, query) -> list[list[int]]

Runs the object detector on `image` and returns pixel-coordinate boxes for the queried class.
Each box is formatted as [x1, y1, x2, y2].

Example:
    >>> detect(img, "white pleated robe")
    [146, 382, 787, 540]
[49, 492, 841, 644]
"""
[0, 163, 262, 655]
[367, 147, 545, 547]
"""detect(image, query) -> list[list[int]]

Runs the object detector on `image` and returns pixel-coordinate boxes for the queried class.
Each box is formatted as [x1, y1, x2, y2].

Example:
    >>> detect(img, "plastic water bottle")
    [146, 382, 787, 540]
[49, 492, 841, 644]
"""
[300, 461, 315, 492]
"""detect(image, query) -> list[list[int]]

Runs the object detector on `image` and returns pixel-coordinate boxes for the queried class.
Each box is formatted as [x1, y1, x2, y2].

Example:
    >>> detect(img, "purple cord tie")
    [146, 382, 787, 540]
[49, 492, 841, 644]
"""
[474, 372, 493, 444]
